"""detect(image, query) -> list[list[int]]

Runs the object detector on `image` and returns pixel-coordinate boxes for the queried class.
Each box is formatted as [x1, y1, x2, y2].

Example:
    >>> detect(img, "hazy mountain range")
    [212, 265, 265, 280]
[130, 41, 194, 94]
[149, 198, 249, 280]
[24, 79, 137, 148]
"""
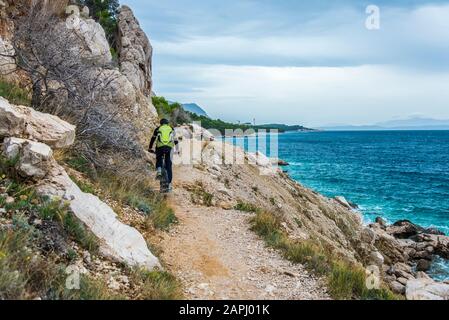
[320, 117, 449, 131]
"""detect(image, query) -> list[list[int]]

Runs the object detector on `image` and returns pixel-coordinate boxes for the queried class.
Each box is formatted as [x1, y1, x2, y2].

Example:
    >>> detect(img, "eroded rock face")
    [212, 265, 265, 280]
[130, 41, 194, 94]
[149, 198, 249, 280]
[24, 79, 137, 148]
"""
[0, 97, 76, 148]
[117, 5, 153, 95]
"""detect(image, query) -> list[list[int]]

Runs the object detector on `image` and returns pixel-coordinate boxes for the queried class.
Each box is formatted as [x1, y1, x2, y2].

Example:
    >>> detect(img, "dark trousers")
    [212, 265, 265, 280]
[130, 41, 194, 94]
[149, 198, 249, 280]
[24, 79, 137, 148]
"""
[156, 146, 173, 184]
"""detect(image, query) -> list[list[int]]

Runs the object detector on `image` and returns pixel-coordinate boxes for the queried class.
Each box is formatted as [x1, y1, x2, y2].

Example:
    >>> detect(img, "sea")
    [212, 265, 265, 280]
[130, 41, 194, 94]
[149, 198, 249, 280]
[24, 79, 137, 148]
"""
[228, 130, 449, 280]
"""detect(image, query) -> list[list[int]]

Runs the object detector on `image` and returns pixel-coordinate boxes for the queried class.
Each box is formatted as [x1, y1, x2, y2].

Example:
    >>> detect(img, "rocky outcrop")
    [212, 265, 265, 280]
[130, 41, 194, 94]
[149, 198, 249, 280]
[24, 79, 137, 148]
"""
[3, 137, 53, 179]
[406, 274, 449, 300]
[0, 97, 161, 270]
[0, 97, 75, 148]
[365, 218, 449, 296]
[75, 18, 112, 65]
[37, 165, 161, 270]
[117, 5, 153, 95]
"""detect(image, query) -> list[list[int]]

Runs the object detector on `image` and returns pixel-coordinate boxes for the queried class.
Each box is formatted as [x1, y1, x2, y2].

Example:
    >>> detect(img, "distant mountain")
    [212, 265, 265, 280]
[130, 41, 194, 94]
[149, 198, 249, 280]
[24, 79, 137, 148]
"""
[181, 103, 209, 117]
[321, 117, 449, 131]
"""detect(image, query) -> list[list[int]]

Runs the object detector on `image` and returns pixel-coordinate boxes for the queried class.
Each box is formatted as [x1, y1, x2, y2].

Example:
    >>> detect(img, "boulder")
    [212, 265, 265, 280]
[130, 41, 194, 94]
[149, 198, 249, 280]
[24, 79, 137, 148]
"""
[3, 138, 54, 179]
[369, 251, 385, 267]
[391, 262, 414, 280]
[388, 220, 445, 239]
[88, 68, 158, 147]
[387, 220, 421, 239]
[59, 16, 112, 66]
[0, 97, 75, 148]
[361, 227, 377, 245]
[416, 259, 432, 272]
[390, 281, 406, 295]
[37, 165, 161, 270]
[406, 278, 449, 300]
[334, 196, 353, 210]
[375, 217, 388, 228]
[117, 5, 153, 95]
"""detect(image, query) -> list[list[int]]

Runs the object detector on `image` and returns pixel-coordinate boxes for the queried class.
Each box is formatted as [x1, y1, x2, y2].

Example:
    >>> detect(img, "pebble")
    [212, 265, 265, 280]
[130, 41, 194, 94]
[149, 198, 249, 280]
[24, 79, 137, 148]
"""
[5, 196, 14, 204]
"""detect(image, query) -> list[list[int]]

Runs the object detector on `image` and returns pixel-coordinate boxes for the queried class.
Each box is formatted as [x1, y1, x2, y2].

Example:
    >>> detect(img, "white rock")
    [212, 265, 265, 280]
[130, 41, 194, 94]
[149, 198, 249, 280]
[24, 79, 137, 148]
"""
[406, 278, 449, 300]
[369, 251, 385, 267]
[73, 18, 112, 65]
[334, 196, 352, 210]
[108, 276, 121, 291]
[3, 138, 54, 179]
[0, 97, 75, 148]
[37, 167, 161, 270]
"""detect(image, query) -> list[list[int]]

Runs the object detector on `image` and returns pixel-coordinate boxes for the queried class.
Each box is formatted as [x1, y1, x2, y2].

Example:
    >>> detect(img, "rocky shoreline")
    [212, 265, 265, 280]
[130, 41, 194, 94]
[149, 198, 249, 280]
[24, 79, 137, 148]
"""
[332, 195, 449, 299]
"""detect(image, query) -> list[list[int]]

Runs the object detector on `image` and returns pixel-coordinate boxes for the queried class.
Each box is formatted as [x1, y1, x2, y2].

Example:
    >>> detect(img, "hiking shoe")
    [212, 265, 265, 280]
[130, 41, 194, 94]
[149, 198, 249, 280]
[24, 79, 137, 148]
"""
[168, 183, 173, 192]
[156, 168, 162, 180]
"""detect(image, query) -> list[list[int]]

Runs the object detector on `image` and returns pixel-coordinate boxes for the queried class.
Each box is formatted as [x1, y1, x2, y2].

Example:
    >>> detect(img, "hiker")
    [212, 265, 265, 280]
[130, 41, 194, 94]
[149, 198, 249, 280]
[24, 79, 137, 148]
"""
[149, 118, 178, 191]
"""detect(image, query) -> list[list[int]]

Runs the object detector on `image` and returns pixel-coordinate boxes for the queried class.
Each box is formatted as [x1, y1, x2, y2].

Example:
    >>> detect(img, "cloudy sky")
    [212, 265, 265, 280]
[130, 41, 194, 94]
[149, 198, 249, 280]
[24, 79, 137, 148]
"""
[122, 0, 449, 127]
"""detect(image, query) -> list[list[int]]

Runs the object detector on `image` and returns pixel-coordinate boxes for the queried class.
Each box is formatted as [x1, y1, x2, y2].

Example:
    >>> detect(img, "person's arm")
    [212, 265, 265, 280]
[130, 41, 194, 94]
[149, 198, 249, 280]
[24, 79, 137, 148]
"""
[149, 127, 159, 151]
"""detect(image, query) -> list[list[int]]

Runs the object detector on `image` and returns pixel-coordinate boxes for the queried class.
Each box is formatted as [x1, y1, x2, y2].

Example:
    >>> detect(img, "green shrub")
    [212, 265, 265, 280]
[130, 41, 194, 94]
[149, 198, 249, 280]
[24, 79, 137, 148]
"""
[147, 201, 178, 231]
[0, 79, 31, 106]
[235, 201, 260, 213]
[132, 269, 182, 300]
[0, 222, 114, 300]
[62, 213, 99, 253]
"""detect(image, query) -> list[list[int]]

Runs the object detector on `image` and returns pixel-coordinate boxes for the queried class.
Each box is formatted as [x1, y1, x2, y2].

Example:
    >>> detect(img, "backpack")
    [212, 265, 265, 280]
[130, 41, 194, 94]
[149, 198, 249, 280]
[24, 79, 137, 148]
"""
[157, 124, 175, 148]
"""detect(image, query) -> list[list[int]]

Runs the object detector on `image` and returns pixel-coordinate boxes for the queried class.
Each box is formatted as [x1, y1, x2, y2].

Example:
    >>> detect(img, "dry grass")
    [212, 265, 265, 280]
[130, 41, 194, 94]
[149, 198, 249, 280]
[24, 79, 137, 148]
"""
[250, 210, 401, 300]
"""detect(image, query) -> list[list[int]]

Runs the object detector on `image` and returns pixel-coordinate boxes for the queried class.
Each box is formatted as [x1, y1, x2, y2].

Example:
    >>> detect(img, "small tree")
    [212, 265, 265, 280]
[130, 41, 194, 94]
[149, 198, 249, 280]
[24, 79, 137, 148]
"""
[1, 2, 146, 169]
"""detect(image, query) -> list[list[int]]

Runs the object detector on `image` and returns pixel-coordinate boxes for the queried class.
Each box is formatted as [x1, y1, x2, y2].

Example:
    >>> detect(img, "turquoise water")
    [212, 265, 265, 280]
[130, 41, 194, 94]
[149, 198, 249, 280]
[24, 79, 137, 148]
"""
[229, 130, 449, 279]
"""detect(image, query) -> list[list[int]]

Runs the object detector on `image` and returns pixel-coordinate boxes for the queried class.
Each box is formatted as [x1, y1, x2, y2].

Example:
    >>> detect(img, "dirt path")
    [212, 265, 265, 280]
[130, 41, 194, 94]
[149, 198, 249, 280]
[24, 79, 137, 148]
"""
[155, 180, 330, 300]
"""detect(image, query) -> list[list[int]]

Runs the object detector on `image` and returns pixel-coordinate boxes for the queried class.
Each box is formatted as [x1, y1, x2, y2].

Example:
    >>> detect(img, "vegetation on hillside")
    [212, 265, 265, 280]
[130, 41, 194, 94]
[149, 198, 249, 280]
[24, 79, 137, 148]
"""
[0, 79, 30, 106]
[152, 95, 309, 135]
[0, 154, 181, 300]
[237, 204, 401, 300]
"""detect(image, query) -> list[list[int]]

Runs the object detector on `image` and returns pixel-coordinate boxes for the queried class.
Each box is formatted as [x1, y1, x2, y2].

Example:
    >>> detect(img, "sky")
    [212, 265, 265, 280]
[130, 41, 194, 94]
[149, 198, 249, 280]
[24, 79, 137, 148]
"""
[122, 0, 449, 127]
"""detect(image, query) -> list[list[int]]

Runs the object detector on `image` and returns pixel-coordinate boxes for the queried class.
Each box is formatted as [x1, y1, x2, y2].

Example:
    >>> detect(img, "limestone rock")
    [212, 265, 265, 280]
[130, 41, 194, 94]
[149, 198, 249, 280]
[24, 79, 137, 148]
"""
[94, 66, 158, 147]
[3, 138, 54, 179]
[416, 259, 432, 272]
[369, 251, 385, 267]
[406, 278, 449, 300]
[63, 17, 112, 65]
[334, 196, 352, 210]
[117, 5, 153, 95]
[390, 281, 406, 295]
[0, 97, 75, 148]
[37, 166, 161, 270]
